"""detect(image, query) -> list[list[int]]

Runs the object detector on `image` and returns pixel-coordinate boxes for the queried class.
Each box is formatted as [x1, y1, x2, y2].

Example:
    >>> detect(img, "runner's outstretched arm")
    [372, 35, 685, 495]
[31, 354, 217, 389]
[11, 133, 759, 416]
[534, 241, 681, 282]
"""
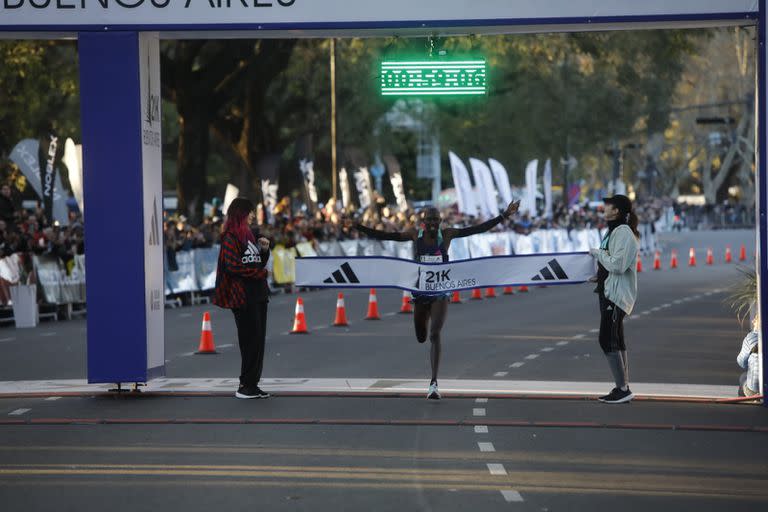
[356, 223, 415, 242]
[444, 200, 520, 240]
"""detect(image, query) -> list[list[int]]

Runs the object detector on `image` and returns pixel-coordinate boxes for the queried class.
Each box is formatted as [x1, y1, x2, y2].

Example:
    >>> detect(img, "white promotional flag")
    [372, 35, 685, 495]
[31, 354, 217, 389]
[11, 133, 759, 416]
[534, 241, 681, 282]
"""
[524, 159, 538, 216]
[469, 157, 499, 218]
[223, 183, 239, 214]
[299, 158, 319, 207]
[544, 158, 553, 219]
[339, 167, 352, 209]
[449, 152, 478, 217]
[488, 158, 512, 205]
[63, 138, 84, 214]
[353, 167, 373, 210]
[296, 253, 594, 291]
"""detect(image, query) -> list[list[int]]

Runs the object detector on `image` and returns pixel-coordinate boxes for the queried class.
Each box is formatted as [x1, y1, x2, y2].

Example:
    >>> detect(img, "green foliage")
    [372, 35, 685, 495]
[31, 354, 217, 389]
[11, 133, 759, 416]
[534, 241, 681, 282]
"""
[726, 265, 757, 326]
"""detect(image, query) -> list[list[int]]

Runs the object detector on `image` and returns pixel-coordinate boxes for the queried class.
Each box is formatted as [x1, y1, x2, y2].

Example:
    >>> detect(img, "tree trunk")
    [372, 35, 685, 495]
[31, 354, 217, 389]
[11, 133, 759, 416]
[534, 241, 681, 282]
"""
[176, 106, 209, 223]
[702, 113, 748, 205]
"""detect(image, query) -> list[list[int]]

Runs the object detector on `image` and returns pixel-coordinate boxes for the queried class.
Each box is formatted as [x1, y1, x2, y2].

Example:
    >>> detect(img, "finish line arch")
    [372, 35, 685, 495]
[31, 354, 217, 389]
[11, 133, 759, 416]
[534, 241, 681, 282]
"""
[0, 1, 764, 401]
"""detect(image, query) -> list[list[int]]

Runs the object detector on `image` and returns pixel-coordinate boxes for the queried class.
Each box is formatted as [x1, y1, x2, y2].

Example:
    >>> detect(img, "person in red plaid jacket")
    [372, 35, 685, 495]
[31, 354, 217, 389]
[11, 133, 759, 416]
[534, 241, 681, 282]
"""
[214, 197, 272, 399]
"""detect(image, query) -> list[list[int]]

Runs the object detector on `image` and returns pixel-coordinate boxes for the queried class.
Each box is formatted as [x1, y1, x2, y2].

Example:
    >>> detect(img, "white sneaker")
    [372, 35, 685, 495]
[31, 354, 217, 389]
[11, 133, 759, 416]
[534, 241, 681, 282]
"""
[427, 382, 440, 400]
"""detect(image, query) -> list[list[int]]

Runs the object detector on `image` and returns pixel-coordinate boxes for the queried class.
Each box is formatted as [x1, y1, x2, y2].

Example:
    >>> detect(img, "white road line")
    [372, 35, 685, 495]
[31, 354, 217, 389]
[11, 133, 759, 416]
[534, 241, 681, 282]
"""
[589, 328, 599, 333]
[475, 398, 488, 403]
[218, 344, 234, 349]
[641, 311, 650, 315]
[673, 300, 682, 304]
[556, 341, 569, 346]
[474, 425, 489, 434]
[661, 304, 671, 308]
[44, 397, 61, 401]
[8, 408, 30, 416]
[493, 372, 508, 377]
[0, 337, 14, 342]
[572, 334, 585, 339]
[509, 362, 525, 368]
[179, 313, 192, 318]
[524, 354, 539, 360]
[540, 347, 554, 352]
[651, 307, 661, 312]
[180, 352, 196, 357]
[473, 408, 486, 417]
[478, 442, 495, 452]
[39, 332, 57, 337]
[384, 312, 397, 317]
[500, 490, 524, 503]
[487, 463, 507, 476]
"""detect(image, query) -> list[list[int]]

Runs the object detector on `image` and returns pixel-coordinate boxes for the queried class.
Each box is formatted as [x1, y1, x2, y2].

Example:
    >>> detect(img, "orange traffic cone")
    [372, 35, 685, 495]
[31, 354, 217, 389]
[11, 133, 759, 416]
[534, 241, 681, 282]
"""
[485, 287, 497, 298]
[399, 291, 413, 314]
[670, 249, 678, 269]
[503, 286, 515, 295]
[195, 311, 218, 354]
[688, 248, 696, 267]
[471, 288, 483, 300]
[333, 293, 348, 326]
[725, 245, 733, 263]
[740, 243, 747, 261]
[653, 251, 661, 270]
[451, 290, 462, 304]
[518, 285, 529, 293]
[365, 289, 381, 320]
[706, 248, 714, 265]
[636, 255, 643, 273]
[290, 297, 309, 334]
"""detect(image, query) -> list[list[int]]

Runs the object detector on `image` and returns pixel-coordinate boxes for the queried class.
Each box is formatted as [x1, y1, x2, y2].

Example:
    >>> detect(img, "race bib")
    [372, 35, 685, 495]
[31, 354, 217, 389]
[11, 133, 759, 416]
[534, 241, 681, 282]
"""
[420, 255, 443, 263]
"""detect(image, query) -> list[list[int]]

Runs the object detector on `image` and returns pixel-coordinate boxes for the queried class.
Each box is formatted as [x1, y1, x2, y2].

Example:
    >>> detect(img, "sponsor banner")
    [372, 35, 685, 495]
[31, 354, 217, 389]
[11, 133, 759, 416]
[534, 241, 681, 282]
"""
[488, 158, 512, 206]
[38, 132, 64, 223]
[544, 158, 553, 219]
[193, 246, 218, 291]
[469, 158, 499, 219]
[9, 138, 69, 226]
[165, 249, 197, 295]
[523, 159, 538, 216]
[338, 167, 352, 210]
[299, 158, 319, 209]
[0, 2, 752, 29]
[296, 253, 594, 292]
[272, 245, 297, 284]
[449, 152, 478, 217]
[383, 154, 408, 212]
[353, 166, 372, 211]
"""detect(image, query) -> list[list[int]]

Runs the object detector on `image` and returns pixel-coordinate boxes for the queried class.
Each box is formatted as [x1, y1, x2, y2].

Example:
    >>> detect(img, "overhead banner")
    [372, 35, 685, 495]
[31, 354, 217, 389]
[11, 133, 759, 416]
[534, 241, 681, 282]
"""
[296, 253, 594, 292]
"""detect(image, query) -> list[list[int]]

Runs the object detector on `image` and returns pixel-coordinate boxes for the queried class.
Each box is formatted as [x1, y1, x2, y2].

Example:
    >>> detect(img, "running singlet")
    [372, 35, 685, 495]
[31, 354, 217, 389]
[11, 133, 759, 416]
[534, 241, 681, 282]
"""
[413, 229, 450, 300]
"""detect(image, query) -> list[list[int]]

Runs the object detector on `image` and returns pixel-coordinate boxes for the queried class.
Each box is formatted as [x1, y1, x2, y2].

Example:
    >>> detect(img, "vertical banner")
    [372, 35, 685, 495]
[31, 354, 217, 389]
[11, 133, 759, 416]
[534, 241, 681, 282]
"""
[139, 32, 165, 377]
[63, 138, 84, 214]
[524, 159, 538, 217]
[449, 151, 478, 217]
[353, 166, 373, 211]
[338, 166, 352, 210]
[299, 159, 319, 210]
[256, 155, 280, 221]
[488, 158, 513, 205]
[544, 158, 553, 219]
[469, 157, 500, 218]
[38, 132, 63, 223]
[383, 154, 408, 212]
[222, 183, 239, 214]
[9, 138, 69, 225]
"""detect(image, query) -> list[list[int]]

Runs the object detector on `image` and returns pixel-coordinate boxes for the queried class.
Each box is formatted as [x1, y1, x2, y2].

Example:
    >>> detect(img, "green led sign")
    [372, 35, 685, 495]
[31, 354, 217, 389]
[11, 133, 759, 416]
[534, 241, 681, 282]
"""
[380, 60, 487, 96]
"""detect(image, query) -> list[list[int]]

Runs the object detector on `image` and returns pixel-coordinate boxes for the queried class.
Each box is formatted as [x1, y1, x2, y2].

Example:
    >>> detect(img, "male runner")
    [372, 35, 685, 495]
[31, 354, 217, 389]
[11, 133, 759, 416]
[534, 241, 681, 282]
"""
[356, 200, 519, 399]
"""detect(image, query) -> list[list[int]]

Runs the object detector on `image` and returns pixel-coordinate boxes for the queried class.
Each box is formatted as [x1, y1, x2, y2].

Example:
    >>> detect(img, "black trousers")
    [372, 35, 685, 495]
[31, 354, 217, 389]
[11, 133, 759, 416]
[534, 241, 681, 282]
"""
[598, 294, 626, 353]
[233, 301, 268, 388]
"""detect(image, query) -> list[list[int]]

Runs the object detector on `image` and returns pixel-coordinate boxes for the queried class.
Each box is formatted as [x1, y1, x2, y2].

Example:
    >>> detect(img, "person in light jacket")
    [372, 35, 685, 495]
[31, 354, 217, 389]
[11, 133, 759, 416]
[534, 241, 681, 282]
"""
[589, 195, 640, 404]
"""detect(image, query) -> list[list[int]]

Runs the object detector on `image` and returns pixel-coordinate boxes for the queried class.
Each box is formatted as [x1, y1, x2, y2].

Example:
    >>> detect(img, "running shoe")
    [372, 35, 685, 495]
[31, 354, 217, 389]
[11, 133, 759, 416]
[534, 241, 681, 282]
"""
[235, 386, 270, 399]
[598, 388, 618, 402]
[427, 382, 441, 400]
[601, 387, 634, 404]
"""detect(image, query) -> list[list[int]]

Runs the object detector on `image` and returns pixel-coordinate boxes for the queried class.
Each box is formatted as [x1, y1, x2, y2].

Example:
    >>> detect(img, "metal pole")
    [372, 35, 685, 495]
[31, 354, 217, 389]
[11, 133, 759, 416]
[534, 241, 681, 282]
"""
[330, 38, 338, 203]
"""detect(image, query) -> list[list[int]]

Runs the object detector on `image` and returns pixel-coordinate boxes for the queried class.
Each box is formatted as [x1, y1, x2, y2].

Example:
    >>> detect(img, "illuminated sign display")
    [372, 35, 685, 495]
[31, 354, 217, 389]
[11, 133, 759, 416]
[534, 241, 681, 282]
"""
[380, 60, 487, 96]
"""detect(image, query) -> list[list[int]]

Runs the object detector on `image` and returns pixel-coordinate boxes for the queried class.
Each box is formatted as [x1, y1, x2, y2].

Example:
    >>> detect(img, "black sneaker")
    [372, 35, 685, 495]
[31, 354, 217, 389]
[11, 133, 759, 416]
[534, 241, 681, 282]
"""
[601, 387, 634, 404]
[598, 388, 618, 402]
[235, 386, 259, 399]
[254, 387, 271, 399]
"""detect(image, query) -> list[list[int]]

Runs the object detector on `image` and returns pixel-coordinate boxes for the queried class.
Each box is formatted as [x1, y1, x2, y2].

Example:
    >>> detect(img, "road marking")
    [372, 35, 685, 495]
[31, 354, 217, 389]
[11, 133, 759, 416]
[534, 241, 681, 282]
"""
[589, 329, 599, 333]
[478, 442, 495, 452]
[44, 397, 61, 401]
[487, 463, 507, 476]
[556, 341, 569, 346]
[384, 312, 397, 317]
[509, 362, 525, 368]
[673, 300, 682, 304]
[475, 398, 488, 403]
[651, 307, 661, 312]
[572, 334, 585, 339]
[179, 313, 192, 318]
[0, 337, 14, 343]
[39, 332, 57, 337]
[524, 354, 539, 360]
[540, 347, 554, 352]
[218, 344, 234, 349]
[500, 490, 524, 502]
[641, 311, 650, 315]
[661, 303, 671, 308]
[473, 408, 486, 417]
[474, 426, 488, 434]
[8, 409, 30, 416]
[493, 372, 508, 377]
[180, 352, 196, 357]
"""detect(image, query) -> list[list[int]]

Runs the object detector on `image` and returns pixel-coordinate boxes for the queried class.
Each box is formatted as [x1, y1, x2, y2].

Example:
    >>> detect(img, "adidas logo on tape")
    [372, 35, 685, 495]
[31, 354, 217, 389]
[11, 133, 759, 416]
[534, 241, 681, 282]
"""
[531, 258, 570, 281]
[242, 241, 262, 264]
[323, 262, 360, 284]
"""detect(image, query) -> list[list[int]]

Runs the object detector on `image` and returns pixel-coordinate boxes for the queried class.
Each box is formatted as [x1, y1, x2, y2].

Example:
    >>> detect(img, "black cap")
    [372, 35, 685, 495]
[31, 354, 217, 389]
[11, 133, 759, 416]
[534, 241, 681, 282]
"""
[603, 194, 633, 214]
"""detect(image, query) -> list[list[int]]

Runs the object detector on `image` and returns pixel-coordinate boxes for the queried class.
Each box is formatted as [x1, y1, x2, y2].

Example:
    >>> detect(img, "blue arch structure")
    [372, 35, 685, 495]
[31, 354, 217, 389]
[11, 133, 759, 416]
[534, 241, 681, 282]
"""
[0, 1, 765, 402]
